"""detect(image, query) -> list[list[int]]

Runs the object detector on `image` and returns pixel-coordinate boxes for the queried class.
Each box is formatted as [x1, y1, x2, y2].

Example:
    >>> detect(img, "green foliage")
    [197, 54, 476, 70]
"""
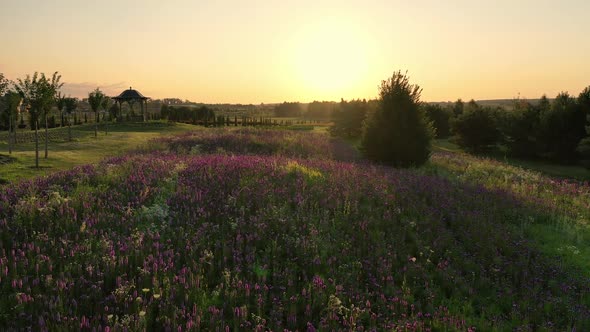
[15, 72, 62, 124]
[89, 88, 106, 136]
[497, 100, 540, 158]
[422, 103, 452, 138]
[330, 98, 373, 138]
[0, 73, 9, 97]
[577, 87, 590, 168]
[360, 71, 434, 167]
[274, 101, 301, 117]
[452, 98, 464, 117]
[88, 88, 105, 113]
[305, 101, 335, 120]
[0, 91, 22, 131]
[14, 72, 62, 167]
[452, 102, 500, 153]
[160, 104, 215, 124]
[536, 92, 587, 162]
[101, 96, 113, 119]
[64, 97, 77, 116]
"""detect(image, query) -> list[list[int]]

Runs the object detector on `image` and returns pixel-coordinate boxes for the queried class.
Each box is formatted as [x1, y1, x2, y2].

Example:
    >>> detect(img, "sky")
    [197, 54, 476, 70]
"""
[1, 0, 589, 103]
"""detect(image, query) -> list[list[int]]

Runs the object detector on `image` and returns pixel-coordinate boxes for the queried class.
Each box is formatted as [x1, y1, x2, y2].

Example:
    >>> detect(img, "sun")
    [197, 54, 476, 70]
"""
[290, 21, 371, 99]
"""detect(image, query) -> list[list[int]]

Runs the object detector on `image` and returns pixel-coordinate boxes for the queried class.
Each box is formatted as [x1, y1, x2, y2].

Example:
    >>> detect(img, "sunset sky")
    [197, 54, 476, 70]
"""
[1, 0, 589, 103]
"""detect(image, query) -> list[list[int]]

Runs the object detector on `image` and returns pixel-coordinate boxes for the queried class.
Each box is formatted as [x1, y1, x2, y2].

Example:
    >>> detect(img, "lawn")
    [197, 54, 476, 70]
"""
[0, 121, 200, 183]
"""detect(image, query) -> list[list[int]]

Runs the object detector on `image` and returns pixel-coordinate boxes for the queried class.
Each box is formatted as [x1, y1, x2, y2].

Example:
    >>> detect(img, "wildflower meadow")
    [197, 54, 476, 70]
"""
[1, 129, 589, 331]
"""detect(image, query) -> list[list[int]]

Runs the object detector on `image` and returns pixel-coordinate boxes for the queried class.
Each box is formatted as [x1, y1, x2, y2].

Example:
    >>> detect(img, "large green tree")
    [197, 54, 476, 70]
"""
[88, 88, 105, 138]
[360, 71, 434, 167]
[14, 72, 62, 168]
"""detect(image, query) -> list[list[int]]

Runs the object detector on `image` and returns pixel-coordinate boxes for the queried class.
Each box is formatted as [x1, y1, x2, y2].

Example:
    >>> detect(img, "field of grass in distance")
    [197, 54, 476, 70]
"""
[0, 121, 200, 183]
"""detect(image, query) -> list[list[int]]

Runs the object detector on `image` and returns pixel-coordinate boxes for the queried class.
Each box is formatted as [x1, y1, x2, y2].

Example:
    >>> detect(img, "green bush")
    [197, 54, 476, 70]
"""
[360, 71, 434, 167]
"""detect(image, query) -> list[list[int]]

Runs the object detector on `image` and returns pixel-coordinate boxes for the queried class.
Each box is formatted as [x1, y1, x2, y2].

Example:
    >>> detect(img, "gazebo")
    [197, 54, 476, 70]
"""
[112, 87, 149, 122]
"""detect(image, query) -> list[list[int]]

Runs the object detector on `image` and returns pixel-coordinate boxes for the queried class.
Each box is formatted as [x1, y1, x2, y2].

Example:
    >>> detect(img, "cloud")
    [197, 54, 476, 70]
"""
[61, 81, 128, 98]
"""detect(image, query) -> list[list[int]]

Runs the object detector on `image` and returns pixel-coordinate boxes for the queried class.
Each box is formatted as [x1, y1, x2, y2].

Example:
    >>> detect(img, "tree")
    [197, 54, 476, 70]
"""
[88, 88, 105, 138]
[422, 103, 452, 138]
[331, 98, 373, 138]
[306, 101, 335, 120]
[274, 102, 301, 117]
[452, 104, 500, 153]
[0, 74, 11, 131]
[14, 72, 62, 168]
[43, 72, 62, 159]
[3, 92, 22, 154]
[0, 73, 9, 97]
[537, 92, 586, 162]
[64, 97, 78, 141]
[360, 71, 434, 167]
[576, 86, 590, 168]
[452, 99, 464, 117]
[101, 96, 112, 135]
[56, 92, 66, 127]
[497, 99, 540, 158]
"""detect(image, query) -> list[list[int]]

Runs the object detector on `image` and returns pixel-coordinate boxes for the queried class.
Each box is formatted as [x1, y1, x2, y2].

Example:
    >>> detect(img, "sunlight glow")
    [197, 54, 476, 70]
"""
[289, 20, 372, 99]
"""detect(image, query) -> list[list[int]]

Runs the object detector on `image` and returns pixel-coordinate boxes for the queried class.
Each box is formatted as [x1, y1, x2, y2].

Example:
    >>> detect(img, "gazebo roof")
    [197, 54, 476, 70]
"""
[113, 87, 149, 101]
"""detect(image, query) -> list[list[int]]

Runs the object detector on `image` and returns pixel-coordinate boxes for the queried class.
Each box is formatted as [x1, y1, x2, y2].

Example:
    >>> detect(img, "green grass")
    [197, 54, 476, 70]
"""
[0, 121, 200, 183]
[428, 148, 590, 276]
[433, 138, 590, 181]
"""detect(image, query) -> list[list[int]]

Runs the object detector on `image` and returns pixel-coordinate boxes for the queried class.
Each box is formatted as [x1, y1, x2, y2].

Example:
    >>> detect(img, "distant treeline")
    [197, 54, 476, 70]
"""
[328, 87, 590, 167]
[161, 104, 298, 127]
[160, 105, 216, 123]
[274, 101, 336, 119]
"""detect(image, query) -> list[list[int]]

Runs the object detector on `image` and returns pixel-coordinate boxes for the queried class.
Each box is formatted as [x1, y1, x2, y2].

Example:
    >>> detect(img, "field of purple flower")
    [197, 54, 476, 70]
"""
[1, 129, 589, 331]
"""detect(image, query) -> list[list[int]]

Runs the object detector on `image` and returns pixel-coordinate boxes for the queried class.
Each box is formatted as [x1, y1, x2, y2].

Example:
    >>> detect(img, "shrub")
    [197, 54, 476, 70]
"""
[360, 71, 434, 167]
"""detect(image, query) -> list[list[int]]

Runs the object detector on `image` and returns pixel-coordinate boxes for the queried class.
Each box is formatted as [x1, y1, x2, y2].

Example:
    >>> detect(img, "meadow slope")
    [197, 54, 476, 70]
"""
[0, 128, 589, 331]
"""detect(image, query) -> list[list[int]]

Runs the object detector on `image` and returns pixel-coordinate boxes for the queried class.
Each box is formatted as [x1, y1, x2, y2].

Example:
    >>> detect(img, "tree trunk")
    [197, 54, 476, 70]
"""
[68, 116, 72, 142]
[35, 118, 39, 168]
[44, 114, 48, 159]
[94, 111, 98, 138]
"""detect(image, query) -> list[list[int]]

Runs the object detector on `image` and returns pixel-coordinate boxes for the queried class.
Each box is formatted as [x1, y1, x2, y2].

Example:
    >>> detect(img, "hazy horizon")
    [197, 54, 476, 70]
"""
[1, 0, 589, 103]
